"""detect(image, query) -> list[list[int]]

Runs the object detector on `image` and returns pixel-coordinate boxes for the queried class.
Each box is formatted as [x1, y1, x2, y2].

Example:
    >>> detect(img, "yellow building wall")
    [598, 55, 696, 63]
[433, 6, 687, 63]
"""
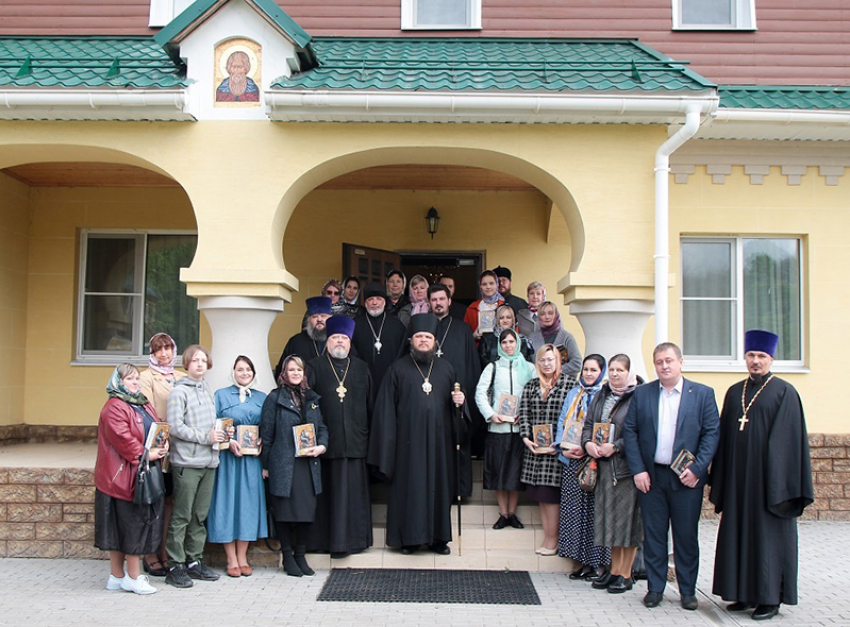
[0, 173, 31, 426]
[670, 165, 848, 432]
[22, 186, 205, 426]
[270, 188, 582, 359]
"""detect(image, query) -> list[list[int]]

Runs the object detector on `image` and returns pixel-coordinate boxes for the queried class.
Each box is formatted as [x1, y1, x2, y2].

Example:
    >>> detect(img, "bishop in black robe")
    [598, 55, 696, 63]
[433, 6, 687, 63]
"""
[709, 372, 813, 609]
[368, 314, 470, 552]
[307, 351, 374, 556]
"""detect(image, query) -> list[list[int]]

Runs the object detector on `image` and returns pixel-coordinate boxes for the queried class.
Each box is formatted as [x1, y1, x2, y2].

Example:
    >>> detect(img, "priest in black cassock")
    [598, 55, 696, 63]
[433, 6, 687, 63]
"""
[274, 296, 332, 380]
[307, 316, 373, 558]
[352, 282, 407, 390]
[427, 283, 482, 495]
[709, 330, 814, 622]
[368, 313, 469, 555]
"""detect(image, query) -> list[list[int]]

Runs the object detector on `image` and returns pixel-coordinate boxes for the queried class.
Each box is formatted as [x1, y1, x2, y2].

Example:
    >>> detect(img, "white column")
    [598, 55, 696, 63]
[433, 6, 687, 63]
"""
[197, 295, 284, 394]
[569, 299, 654, 381]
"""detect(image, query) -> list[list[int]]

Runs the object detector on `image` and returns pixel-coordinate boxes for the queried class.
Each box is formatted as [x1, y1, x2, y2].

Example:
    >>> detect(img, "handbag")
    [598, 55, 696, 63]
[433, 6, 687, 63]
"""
[133, 449, 166, 505]
[575, 456, 598, 492]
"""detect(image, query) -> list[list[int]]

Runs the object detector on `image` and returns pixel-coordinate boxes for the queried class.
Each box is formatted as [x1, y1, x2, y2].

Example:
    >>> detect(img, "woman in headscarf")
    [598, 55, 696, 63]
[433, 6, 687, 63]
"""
[261, 355, 328, 577]
[581, 354, 644, 594]
[138, 332, 184, 577]
[518, 344, 577, 555]
[95, 363, 167, 595]
[475, 329, 537, 530]
[478, 304, 535, 368]
[464, 270, 504, 341]
[207, 356, 268, 578]
[555, 354, 611, 579]
[397, 274, 430, 328]
[527, 301, 583, 377]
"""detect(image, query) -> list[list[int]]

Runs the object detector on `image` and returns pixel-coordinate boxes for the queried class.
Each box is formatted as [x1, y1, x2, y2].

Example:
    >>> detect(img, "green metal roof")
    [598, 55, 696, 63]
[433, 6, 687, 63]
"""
[719, 86, 850, 110]
[154, 0, 311, 50]
[273, 37, 716, 93]
[0, 37, 186, 88]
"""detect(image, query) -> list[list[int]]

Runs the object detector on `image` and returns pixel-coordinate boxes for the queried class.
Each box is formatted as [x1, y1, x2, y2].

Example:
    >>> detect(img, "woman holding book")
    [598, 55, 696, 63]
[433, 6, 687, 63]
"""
[581, 354, 644, 594]
[260, 355, 328, 577]
[518, 344, 577, 555]
[475, 329, 536, 530]
[138, 332, 184, 578]
[464, 270, 504, 340]
[478, 304, 535, 368]
[527, 301, 583, 377]
[207, 355, 268, 578]
[95, 363, 168, 595]
[555, 354, 611, 579]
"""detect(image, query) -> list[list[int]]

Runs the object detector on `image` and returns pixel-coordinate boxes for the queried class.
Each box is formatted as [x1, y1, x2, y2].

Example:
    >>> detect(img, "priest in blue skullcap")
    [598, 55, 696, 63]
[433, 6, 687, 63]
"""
[274, 297, 333, 380]
[709, 330, 813, 621]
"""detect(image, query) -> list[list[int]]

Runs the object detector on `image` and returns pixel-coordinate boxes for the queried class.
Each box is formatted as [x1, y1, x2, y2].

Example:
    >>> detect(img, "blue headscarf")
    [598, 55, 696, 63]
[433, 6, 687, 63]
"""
[557, 354, 606, 426]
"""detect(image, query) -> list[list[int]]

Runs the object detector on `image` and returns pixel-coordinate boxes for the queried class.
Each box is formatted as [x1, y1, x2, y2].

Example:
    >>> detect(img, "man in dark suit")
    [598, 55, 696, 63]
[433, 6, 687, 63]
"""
[623, 342, 719, 611]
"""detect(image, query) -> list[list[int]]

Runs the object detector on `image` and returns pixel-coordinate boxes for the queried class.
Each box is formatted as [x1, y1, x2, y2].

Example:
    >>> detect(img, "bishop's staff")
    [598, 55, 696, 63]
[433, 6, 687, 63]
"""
[453, 382, 463, 556]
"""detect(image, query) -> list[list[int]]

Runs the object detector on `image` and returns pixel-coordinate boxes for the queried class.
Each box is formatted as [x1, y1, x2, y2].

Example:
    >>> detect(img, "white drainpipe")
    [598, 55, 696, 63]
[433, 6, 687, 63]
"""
[654, 105, 701, 345]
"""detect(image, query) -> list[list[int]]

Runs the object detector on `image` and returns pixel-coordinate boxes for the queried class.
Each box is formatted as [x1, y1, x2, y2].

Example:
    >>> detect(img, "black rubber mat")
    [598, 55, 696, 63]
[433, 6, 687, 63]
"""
[317, 568, 541, 605]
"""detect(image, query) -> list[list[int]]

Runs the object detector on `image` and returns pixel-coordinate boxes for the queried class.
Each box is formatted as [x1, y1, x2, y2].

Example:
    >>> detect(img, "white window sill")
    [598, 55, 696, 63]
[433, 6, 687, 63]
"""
[71, 357, 150, 368]
[401, 25, 481, 30]
[673, 25, 756, 31]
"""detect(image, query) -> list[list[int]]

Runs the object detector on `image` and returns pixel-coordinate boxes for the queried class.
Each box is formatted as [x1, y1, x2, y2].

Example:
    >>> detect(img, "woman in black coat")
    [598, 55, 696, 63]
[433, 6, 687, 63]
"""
[261, 355, 328, 577]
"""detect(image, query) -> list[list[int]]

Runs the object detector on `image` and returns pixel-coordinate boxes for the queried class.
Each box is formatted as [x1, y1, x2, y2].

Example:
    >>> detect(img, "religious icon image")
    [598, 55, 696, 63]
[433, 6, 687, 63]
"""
[559, 420, 582, 449]
[533, 424, 555, 453]
[293, 423, 317, 457]
[592, 422, 614, 444]
[497, 393, 518, 422]
[214, 38, 261, 106]
[237, 425, 260, 456]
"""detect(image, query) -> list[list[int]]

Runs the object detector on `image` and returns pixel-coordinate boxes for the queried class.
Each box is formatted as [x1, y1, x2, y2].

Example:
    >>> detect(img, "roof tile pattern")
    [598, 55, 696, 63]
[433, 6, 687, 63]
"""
[273, 37, 714, 93]
[0, 37, 186, 88]
[719, 86, 850, 110]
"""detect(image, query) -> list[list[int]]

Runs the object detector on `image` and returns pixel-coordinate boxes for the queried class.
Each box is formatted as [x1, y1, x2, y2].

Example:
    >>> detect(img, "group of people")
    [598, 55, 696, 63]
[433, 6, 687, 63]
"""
[94, 265, 813, 622]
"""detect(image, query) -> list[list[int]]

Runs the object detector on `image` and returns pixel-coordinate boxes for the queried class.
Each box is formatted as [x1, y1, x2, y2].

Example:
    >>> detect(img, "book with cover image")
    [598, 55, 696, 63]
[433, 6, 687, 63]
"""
[237, 425, 260, 456]
[497, 393, 519, 422]
[592, 422, 616, 445]
[293, 424, 316, 457]
[671, 449, 696, 477]
[559, 419, 583, 450]
[532, 424, 555, 453]
[213, 418, 233, 451]
[144, 423, 170, 451]
[478, 310, 496, 334]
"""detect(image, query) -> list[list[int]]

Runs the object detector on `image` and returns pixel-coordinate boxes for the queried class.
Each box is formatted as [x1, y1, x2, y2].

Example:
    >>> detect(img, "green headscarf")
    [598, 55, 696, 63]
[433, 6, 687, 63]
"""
[497, 329, 535, 386]
[106, 366, 150, 406]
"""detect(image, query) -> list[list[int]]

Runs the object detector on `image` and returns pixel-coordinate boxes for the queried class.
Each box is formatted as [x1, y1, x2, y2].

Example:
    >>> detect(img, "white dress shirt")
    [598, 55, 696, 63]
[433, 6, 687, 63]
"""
[654, 377, 683, 465]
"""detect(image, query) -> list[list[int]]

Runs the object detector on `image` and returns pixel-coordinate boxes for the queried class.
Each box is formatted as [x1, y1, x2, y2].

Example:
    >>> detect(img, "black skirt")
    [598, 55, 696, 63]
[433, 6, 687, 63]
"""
[270, 458, 317, 523]
[483, 432, 525, 492]
[94, 489, 164, 555]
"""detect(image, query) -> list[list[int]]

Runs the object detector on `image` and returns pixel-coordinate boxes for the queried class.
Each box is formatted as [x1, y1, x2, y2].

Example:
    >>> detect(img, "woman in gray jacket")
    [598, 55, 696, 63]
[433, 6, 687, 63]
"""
[261, 355, 328, 577]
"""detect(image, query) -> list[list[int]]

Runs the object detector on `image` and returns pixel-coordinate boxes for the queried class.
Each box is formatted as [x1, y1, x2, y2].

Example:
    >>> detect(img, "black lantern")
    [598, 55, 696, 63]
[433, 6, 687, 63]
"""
[425, 207, 440, 239]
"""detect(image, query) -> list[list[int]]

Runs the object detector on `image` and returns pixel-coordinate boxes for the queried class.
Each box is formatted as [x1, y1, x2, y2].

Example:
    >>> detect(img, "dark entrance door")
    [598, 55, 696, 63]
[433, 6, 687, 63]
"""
[400, 252, 483, 307]
[342, 243, 402, 289]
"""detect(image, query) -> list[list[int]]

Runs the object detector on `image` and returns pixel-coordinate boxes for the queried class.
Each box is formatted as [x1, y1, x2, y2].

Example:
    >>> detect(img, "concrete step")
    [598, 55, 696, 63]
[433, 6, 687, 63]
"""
[370, 503, 541, 527]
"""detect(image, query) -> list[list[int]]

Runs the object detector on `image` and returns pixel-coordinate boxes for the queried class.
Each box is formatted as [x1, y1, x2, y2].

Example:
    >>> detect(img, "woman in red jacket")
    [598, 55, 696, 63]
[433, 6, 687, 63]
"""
[94, 363, 169, 595]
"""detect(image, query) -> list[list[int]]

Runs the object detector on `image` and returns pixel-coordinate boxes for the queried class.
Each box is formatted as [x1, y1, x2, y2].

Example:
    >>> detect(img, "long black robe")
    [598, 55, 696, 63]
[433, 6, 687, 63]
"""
[709, 375, 814, 606]
[307, 354, 373, 553]
[368, 356, 469, 548]
[352, 313, 407, 391]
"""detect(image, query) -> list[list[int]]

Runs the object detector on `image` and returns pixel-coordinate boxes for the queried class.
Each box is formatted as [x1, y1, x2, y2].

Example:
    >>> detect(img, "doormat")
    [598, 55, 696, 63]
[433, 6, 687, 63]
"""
[317, 568, 541, 605]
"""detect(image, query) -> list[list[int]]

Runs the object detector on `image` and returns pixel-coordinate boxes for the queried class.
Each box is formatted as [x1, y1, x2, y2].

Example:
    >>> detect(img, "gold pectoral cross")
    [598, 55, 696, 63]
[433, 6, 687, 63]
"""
[336, 384, 347, 402]
[738, 414, 748, 431]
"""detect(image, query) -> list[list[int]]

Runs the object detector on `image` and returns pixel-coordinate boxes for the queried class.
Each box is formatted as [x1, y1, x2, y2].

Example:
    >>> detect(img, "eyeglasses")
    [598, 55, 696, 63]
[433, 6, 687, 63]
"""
[538, 357, 557, 365]
[325, 290, 340, 295]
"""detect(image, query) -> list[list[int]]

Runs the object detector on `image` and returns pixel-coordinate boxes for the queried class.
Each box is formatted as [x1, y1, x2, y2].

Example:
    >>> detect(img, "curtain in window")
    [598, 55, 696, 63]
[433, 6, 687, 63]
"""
[145, 235, 199, 354]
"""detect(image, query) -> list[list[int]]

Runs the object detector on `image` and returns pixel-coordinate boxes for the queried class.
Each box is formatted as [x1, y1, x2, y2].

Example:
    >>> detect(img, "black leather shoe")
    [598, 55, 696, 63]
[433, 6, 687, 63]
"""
[727, 601, 754, 612]
[143, 559, 168, 577]
[429, 542, 451, 555]
[493, 515, 508, 529]
[752, 605, 780, 621]
[606, 575, 633, 593]
[591, 571, 613, 589]
[681, 595, 699, 611]
[507, 514, 524, 529]
[569, 565, 592, 580]
[643, 591, 663, 608]
[400, 545, 418, 555]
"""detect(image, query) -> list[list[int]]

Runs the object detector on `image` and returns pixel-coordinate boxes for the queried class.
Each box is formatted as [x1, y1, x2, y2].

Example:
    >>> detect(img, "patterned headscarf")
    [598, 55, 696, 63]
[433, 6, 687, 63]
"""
[106, 365, 149, 406]
[558, 355, 606, 428]
[535, 344, 562, 399]
[148, 333, 178, 376]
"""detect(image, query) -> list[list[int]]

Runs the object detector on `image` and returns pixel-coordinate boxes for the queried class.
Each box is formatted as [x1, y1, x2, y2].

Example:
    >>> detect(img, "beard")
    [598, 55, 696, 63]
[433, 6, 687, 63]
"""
[229, 72, 248, 96]
[367, 306, 385, 318]
[411, 345, 436, 364]
[306, 323, 327, 342]
[329, 346, 350, 360]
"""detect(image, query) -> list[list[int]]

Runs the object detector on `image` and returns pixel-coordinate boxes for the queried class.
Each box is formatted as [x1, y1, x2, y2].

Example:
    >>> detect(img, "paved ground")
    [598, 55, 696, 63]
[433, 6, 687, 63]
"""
[2, 520, 847, 627]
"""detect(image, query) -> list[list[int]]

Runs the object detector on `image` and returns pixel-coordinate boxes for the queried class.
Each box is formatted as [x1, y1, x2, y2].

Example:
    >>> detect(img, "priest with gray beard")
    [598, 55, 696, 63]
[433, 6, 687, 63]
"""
[274, 296, 331, 380]
[368, 314, 469, 555]
[307, 316, 373, 558]
[352, 282, 407, 389]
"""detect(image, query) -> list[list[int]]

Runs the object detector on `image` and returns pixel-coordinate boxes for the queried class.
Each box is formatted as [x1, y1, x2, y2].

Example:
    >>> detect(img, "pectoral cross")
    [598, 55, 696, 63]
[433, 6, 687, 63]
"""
[336, 384, 347, 402]
[738, 414, 748, 431]
[436, 348, 443, 358]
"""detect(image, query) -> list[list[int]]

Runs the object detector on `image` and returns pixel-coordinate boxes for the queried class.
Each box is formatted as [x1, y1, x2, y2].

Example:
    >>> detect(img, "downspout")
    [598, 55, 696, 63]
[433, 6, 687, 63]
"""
[654, 105, 701, 345]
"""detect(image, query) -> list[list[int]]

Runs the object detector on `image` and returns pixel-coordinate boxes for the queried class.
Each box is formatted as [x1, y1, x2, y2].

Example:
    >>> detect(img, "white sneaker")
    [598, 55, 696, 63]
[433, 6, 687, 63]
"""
[120, 574, 157, 595]
[106, 574, 123, 591]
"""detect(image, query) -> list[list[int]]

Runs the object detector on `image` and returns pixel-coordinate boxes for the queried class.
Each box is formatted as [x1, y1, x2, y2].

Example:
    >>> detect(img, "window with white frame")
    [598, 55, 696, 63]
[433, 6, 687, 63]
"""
[680, 237, 802, 365]
[401, 0, 481, 30]
[77, 231, 199, 361]
[673, 0, 756, 30]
